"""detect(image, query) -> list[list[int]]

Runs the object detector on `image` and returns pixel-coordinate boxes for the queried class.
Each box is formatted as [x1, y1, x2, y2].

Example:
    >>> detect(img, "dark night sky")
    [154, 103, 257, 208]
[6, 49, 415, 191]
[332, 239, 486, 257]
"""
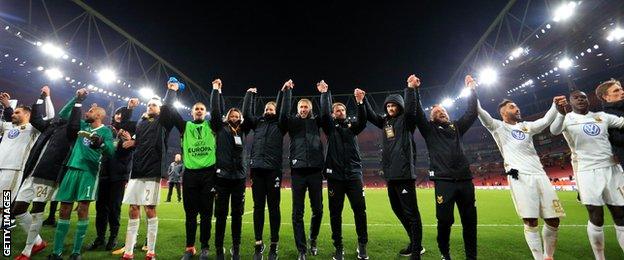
[83, 1, 508, 96]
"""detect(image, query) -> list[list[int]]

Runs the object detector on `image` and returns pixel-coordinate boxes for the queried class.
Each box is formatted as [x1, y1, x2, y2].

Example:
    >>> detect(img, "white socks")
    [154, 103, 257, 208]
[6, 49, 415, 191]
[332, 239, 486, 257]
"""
[615, 225, 624, 252]
[22, 212, 44, 256]
[147, 217, 158, 254]
[524, 225, 543, 260]
[124, 218, 140, 255]
[587, 221, 605, 260]
[542, 224, 558, 259]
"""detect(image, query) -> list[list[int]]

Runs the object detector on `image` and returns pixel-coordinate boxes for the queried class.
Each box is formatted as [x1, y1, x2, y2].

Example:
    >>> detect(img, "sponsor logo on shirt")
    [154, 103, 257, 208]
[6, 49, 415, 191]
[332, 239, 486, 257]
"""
[82, 137, 93, 146]
[582, 123, 601, 136]
[7, 129, 19, 139]
[511, 129, 526, 140]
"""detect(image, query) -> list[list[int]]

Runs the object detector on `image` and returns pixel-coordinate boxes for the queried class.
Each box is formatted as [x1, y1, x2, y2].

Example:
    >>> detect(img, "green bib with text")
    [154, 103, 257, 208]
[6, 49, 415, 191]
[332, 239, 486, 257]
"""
[182, 121, 216, 169]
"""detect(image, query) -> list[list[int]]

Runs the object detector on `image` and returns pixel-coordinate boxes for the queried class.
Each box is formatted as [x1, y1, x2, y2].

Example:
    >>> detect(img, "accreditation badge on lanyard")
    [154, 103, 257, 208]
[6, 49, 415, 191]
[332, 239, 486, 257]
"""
[234, 135, 243, 146]
[384, 124, 395, 139]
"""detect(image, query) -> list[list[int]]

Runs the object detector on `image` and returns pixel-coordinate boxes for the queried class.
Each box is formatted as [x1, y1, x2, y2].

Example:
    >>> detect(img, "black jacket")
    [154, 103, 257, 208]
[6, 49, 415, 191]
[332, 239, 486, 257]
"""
[130, 96, 174, 179]
[214, 89, 252, 179]
[415, 89, 477, 181]
[320, 91, 367, 180]
[23, 97, 77, 182]
[245, 91, 286, 171]
[279, 88, 324, 170]
[603, 100, 624, 167]
[100, 107, 136, 182]
[365, 88, 418, 180]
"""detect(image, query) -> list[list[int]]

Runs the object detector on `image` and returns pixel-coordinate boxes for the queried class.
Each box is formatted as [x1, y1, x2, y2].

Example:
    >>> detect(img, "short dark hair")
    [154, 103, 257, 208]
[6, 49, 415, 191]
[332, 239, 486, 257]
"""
[16, 105, 32, 113]
[497, 99, 514, 111]
[570, 90, 585, 97]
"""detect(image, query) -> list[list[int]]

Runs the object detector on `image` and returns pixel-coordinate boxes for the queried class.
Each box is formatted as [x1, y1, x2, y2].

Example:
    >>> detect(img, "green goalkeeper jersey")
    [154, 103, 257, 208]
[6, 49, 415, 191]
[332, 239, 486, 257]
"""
[66, 121, 115, 173]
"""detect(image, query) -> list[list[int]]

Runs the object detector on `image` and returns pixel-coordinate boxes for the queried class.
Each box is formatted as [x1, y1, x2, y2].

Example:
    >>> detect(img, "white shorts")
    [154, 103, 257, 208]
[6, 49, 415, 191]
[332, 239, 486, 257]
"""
[122, 178, 161, 206]
[15, 177, 57, 203]
[508, 174, 566, 219]
[576, 165, 624, 206]
[0, 169, 24, 203]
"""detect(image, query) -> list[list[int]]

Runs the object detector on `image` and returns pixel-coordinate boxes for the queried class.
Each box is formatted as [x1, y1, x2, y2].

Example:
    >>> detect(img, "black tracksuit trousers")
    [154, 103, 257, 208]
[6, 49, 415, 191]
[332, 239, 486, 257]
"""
[94, 179, 126, 241]
[434, 180, 477, 260]
[291, 168, 323, 253]
[214, 177, 246, 249]
[327, 178, 368, 248]
[183, 168, 216, 249]
[251, 168, 282, 243]
[387, 179, 423, 258]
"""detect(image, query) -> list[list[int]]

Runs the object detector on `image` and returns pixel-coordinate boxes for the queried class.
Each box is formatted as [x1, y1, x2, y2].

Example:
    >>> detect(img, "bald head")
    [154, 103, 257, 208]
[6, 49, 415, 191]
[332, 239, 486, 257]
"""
[85, 105, 106, 124]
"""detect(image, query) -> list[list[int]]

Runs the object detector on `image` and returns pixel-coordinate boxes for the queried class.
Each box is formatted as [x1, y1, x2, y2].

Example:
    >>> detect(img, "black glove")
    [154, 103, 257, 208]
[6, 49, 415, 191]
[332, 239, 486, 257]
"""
[88, 134, 104, 149]
[505, 168, 519, 180]
[76, 93, 87, 103]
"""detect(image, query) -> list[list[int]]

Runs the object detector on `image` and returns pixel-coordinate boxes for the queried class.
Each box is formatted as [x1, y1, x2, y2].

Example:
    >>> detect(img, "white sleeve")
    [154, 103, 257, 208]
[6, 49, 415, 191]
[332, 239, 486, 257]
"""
[603, 112, 624, 129]
[526, 103, 559, 133]
[43, 96, 55, 121]
[549, 113, 566, 135]
[477, 101, 502, 131]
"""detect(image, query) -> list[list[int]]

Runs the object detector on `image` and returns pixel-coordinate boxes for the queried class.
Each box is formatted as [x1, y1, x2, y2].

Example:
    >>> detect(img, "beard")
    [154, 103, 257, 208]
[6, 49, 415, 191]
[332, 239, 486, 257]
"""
[85, 117, 95, 123]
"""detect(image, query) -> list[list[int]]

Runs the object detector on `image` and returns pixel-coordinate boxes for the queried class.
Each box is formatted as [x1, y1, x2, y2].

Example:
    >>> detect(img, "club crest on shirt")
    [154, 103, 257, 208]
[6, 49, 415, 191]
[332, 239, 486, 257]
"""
[582, 123, 601, 136]
[7, 129, 20, 139]
[594, 116, 602, 122]
[436, 195, 444, 204]
[82, 137, 93, 146]
[511, 129, 526, 140]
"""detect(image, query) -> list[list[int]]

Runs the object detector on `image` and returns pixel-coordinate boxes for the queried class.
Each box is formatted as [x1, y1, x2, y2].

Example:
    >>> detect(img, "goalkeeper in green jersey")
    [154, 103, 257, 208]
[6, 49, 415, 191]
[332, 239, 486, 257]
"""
[48, 88, 115, 260]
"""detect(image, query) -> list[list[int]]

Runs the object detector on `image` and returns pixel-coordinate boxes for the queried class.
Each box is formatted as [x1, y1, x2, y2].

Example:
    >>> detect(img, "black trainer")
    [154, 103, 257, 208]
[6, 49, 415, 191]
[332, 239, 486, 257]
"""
[253, 243, 265, 260]
[332, 247, 344, 260]
[357, 243, 369, 260]
[231, 245, 241, 260]
[268, 243, 279, 260]
[308, 239, 318, 256]
[87, 237, 105, 250]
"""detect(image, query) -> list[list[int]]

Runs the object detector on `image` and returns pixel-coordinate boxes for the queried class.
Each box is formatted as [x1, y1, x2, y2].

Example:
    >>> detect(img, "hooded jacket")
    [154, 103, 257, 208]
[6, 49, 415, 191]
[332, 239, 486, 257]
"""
[245, 91, 287, 171]
[214, 90, 253, 179]
[279, 88, 324, 170]
[100, 107, 136, 182]
[365, 88, 418, 180]
[320, 91, 367, 180]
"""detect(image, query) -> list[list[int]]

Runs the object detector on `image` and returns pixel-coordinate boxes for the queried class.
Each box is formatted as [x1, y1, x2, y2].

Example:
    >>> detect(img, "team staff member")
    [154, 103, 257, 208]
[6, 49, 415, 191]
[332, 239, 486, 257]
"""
[319, 82, 369, 260]
[163, 80, 218, 260]
[49, 89, 115, 259]
[414, 75, 478, 260]
[165, 154, 183, 203]
[280, 79, 325, 260]
[243, 87, 285, 260]
[88, 98, 138, 251]
[362, 76, 424, 260]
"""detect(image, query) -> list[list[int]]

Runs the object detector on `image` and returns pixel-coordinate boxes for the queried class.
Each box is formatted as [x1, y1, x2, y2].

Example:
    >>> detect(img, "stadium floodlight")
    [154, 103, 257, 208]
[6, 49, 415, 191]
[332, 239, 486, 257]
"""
[40, 42, 65, 59]
[478, 67, 498, 85]
[44, 68, 63, 80]
[553, 2, 577, 22]
[558, 57, 573, 69]
[606, 27, 624, 42]
[173, 101, 184, 109]
[441, 98, 454, 108]
[460, 87, 471, 98]
[139, 87, 155, 99]
[97, 68, 117, 84]
[510, 47, 524, 58]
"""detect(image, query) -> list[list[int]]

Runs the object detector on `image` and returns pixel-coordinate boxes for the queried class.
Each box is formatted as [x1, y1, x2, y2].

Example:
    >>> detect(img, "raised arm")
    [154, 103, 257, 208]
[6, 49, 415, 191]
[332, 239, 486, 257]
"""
[160, 85, 186, 133]
[242, 88, 259, 130]
[350, 88, 368, 135]
[455, 75, 479, 136]
[527, 96, 567, 133]
[67, 89, 88, 141]
[318, 81, 332, 135]
[30, 87, 51, 132]
[549, 113, 566, 136]
[403, 75, 419, 132]
[0, 92, 13, 122]
[477, 101, 502, 131]
[279, 80, 294, 128]
[41, 85, 55, 120]
[210, 79, 223, 131]
[58, 94, 78, 121]
[414, 86, 431, 137]
[363, 93, 384, 129]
